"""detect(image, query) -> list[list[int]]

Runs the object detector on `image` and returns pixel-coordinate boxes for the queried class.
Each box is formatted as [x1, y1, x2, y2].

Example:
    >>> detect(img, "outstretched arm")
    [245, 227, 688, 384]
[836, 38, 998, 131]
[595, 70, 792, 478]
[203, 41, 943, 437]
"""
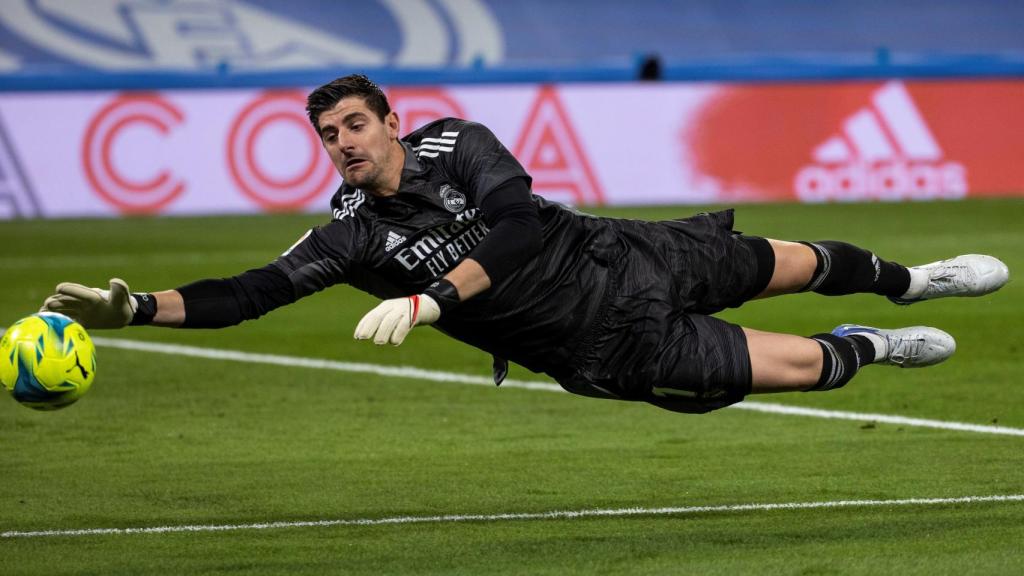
[40, 264, 297, 330]
[41, 219, 356, 330]
[149, 290, 184, 326]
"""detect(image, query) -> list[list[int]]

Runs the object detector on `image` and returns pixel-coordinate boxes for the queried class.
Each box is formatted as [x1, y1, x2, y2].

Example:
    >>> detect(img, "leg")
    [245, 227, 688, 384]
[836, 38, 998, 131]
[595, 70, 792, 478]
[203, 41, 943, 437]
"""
[635, 313, 955, 413]
[743, 327, 821, 392]
[755, 240, 817, 298]
[751, 238, 1009, 303]
[744, 323, 957, 395]
[753, 239, 911, 299]
[640, 314, 868, 410]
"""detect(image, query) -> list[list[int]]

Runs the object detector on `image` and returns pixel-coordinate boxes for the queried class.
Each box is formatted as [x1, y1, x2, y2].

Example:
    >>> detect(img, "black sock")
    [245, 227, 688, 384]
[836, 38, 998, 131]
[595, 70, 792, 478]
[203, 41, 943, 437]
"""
[807, 333, 876, 391]
[799, 241, 910, 297]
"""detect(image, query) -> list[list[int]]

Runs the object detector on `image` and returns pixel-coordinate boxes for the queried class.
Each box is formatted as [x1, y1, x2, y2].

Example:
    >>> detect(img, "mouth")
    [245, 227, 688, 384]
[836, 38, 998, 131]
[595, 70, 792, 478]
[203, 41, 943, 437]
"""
[345, 158, 367, 171]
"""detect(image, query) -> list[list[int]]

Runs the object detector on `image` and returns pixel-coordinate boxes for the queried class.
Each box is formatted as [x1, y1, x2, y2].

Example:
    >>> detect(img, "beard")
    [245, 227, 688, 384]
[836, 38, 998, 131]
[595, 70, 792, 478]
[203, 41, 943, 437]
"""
[342, 161, 382, 189]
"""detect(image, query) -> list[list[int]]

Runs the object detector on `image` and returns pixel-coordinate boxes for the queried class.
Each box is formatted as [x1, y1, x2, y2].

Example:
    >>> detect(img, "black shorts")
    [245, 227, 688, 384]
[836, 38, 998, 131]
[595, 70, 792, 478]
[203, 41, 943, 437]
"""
[558, 209, 774, 414]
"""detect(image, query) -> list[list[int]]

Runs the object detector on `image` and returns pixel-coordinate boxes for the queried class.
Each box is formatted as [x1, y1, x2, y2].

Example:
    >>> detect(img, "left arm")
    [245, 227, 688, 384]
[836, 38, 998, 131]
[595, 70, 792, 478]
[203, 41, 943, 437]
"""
[355, 121, 541, 346]
[429, 176, 543, 304]
[440, 258, 491, 301]
[354, 177, 542, 346]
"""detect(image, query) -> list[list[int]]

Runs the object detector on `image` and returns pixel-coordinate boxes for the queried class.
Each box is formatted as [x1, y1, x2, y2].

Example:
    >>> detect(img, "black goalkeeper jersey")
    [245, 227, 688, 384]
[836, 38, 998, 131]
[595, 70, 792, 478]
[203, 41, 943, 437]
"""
[269, 118, 617, 378]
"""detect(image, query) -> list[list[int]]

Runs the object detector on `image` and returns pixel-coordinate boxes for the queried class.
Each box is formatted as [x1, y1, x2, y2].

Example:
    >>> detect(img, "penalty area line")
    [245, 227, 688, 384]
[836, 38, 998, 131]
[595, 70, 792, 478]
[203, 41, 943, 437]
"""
[92, 337, 1024, 437]
[4, 494, 1024, 539]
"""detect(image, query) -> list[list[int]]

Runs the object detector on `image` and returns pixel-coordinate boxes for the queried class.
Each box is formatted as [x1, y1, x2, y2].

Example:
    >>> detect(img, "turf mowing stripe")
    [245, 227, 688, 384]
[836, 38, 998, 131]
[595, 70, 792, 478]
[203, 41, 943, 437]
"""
[4, 494, 1023, 539]
[92, 337, 1024, 437]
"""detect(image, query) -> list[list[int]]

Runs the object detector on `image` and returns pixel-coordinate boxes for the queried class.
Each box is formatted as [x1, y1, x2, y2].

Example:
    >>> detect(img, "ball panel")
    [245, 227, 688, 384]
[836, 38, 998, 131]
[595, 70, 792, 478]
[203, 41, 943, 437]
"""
[37, 312, 74, 350]
[11, 348, 62, 402]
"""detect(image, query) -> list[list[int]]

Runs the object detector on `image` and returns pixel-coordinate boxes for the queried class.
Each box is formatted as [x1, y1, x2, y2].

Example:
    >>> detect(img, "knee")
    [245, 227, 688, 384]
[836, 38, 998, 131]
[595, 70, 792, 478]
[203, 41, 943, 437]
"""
[763, 240, 817, 295]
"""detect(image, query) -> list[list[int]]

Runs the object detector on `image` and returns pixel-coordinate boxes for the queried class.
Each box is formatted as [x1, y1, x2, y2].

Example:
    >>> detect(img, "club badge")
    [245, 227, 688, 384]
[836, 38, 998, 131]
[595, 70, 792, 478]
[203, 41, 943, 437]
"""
[439, 184, 467, 213]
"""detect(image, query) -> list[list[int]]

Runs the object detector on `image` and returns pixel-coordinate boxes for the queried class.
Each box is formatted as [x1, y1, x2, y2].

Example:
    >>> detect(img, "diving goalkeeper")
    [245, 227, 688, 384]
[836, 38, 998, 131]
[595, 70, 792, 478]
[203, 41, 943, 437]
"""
[41, 75, 1010, 414]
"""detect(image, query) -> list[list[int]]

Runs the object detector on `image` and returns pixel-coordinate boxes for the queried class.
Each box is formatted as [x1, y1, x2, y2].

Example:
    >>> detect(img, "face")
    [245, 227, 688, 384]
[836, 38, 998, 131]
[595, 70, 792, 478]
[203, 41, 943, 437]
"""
[317, 96, 402, 194]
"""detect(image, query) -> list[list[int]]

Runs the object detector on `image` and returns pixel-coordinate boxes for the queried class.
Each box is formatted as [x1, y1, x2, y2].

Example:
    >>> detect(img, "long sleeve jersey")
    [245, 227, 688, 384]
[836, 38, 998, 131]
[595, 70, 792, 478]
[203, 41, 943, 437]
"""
[185, 118, 619, 380]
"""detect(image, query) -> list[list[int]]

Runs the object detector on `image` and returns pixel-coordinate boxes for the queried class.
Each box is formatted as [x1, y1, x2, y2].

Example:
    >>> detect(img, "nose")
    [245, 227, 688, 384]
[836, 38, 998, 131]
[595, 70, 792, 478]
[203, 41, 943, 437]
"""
[333, 133, 354, 153]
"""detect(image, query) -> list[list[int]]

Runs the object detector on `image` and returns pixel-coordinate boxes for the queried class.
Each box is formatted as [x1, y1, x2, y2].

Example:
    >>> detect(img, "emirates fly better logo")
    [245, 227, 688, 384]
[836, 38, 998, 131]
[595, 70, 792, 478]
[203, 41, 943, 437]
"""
[794, 82, 967, 201]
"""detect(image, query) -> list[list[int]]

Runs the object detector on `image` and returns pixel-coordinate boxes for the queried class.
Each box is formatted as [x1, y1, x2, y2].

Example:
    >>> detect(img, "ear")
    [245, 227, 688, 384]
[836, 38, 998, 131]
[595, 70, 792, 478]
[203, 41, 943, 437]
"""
[385, 110, 400, 139]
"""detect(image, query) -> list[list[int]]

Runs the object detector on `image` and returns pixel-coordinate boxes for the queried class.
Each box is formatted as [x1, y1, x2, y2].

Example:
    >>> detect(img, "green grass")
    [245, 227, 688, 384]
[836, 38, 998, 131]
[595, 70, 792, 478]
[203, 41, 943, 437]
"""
[1, 199, 1022, 575]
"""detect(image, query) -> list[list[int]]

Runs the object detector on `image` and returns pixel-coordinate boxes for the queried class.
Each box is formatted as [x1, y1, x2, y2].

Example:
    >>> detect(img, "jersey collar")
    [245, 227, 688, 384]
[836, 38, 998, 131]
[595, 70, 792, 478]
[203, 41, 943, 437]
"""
[399, 140, 425, 176]
[350, 142, 428, 211]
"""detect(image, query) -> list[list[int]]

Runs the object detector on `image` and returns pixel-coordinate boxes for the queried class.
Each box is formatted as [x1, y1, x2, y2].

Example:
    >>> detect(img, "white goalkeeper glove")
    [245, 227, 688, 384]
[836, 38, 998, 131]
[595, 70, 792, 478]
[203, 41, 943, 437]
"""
[353, 294, 441, 346]
[40, 278, 138, 329]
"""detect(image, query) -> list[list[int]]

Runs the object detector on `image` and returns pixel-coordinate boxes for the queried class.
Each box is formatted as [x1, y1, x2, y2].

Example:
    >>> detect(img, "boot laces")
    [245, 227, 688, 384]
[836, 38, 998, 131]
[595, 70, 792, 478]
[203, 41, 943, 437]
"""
[925, 263, 976, 296]
[886, 333, 926, 366]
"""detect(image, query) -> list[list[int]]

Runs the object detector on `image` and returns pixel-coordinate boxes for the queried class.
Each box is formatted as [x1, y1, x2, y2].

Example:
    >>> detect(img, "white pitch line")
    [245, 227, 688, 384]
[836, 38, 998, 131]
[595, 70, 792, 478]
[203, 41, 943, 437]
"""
[4, 494, 1023, 539]
[92, 337, 1024, 437]
[91, 337, 562, 391]
[730, 402, 1024, 437]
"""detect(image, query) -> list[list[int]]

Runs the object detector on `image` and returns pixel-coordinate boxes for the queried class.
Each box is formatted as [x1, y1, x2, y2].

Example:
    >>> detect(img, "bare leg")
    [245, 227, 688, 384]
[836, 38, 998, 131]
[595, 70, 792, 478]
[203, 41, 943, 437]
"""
[740, 241, 856, 393]
[743, 327, 821, 393]
[755, 239, 817, 298]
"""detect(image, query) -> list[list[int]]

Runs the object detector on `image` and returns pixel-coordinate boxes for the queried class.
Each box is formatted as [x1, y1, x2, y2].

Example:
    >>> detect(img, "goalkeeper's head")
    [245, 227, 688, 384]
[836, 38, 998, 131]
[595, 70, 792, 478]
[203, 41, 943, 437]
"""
[307, 75, 404, 195]
[306, 74, 392, 138]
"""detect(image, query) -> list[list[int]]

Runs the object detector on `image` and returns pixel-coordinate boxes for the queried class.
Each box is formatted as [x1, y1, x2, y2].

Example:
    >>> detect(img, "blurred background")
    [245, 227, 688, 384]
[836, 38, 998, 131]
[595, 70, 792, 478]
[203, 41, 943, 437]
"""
[2, 7, 1023, 573]
[1, 0, 1022, 220]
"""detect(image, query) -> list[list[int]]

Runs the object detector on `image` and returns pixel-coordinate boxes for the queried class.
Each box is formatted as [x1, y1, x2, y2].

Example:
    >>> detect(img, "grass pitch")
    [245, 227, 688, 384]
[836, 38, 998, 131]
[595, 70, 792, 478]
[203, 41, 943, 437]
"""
[1, 199, 1022, 575]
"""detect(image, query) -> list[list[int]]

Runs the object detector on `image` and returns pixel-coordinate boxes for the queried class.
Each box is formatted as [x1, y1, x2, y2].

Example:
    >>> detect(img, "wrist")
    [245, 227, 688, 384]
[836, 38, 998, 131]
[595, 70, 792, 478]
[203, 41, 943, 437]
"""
[128, 293, 157, 326]
[423, 278, 461, 316]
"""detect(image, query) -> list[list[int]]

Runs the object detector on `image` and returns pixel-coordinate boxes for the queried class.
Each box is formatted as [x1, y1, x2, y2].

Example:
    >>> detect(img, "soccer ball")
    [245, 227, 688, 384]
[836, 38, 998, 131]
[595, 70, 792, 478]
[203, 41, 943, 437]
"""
[0, 312, 96, 411]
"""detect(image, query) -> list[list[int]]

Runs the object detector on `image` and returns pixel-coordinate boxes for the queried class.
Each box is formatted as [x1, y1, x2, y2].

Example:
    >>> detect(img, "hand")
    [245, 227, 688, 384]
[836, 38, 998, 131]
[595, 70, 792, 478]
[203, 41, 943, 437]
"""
[40, 278, 137, 329]
[354, 294, 441, 346]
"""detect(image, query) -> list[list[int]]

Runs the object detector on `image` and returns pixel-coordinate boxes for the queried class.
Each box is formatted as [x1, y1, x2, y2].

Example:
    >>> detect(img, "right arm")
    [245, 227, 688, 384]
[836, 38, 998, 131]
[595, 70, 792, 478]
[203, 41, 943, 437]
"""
[42, 222, 354, 330]
[150, 290, 184, 327]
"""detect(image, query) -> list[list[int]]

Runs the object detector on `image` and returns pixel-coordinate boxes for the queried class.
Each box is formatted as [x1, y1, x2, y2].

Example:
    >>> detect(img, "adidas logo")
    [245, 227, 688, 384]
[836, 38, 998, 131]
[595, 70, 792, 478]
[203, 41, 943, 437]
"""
[795, 82, 967, 202]
[384, 230, 407, 252]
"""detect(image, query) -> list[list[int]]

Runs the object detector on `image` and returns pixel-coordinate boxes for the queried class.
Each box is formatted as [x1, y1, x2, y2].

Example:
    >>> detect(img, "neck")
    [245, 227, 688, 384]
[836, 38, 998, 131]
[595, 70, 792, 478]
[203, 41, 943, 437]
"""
[367, 140, 405, 197]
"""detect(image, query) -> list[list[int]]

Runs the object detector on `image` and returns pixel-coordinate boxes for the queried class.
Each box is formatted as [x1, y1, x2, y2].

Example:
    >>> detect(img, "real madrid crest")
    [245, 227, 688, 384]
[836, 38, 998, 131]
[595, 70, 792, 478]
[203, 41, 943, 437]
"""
[439, 184, 467, 213]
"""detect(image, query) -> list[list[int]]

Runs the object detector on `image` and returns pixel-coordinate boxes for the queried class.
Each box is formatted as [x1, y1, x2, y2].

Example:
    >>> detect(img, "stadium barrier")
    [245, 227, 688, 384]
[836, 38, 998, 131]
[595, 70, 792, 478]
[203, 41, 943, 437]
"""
[2, 0, 1023, 88]
[1, 79, 1022, 219]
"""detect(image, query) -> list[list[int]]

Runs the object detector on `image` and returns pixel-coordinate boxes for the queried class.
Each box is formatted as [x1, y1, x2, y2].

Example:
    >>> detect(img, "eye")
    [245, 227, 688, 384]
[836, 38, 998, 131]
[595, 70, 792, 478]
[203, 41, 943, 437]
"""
[351, 123, 364, 132]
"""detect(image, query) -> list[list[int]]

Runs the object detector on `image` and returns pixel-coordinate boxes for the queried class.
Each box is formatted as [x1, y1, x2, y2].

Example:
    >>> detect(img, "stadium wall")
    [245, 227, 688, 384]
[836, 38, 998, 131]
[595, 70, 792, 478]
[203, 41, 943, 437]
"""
[2, 0, 1023, 80]
[1, 79, 1023, 219]
[1, 0, 1022, 218]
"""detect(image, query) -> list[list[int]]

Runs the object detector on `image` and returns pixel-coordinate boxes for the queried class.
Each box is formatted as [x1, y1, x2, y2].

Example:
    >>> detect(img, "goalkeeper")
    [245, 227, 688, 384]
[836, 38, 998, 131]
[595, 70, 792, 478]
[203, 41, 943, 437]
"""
[41, 75, 1010, 414]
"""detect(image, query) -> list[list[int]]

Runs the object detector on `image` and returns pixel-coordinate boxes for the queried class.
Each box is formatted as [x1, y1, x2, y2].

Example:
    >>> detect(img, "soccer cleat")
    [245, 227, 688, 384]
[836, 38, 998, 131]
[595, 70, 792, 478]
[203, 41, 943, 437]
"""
[832, 324, 956, 368]
[889, 254, 1009, 305]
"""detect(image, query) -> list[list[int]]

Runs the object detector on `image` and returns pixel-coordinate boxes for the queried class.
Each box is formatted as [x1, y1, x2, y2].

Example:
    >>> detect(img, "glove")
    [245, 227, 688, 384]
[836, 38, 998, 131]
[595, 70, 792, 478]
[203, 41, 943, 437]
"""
[353, 294, 441, 346]
[40, 278, 137, 329]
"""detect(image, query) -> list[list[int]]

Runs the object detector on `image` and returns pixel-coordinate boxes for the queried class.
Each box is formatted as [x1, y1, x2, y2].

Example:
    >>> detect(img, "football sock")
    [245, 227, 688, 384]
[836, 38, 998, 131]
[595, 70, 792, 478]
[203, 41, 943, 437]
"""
[900, 267, 931, 300]
[799, 241, 911, 297]
[807, 333, 879, 391]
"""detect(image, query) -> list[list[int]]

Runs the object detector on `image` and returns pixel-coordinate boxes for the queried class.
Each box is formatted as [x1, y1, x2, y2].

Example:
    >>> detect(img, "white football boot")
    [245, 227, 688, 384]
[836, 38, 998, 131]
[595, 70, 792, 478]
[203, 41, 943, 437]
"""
[832, 324, 956, 368]
[890, 254, 1009, 305]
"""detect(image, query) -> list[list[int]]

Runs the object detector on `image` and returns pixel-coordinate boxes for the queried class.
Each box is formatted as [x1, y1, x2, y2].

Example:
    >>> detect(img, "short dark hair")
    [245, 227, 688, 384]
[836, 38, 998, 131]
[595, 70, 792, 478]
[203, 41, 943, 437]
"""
[306, 74, 391, 136]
